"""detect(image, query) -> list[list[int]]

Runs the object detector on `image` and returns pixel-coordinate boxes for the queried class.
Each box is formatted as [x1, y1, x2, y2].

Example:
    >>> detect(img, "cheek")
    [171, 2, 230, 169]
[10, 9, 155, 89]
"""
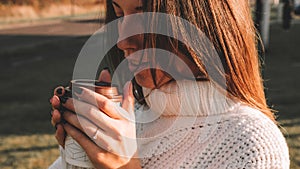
[135, 69, 149, 81]
[173, 56, 199, 78]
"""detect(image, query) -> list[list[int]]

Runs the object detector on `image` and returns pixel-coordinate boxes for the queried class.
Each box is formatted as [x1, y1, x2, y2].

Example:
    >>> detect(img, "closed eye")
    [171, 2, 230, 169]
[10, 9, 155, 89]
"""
[112, 1, 143, 17]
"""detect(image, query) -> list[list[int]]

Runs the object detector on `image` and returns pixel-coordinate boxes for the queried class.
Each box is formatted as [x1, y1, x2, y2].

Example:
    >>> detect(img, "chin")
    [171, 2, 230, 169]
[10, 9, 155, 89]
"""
[134, 69, 173, 89]
[135, 74, 155, 89]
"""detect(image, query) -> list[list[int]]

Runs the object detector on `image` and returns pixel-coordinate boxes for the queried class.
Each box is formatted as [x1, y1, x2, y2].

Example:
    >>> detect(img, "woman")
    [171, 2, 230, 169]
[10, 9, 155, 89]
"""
[50, 0, 290, 168]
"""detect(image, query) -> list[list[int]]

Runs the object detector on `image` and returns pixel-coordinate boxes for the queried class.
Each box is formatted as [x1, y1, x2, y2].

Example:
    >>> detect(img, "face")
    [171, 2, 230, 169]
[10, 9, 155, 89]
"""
[112, 0, 200, 89]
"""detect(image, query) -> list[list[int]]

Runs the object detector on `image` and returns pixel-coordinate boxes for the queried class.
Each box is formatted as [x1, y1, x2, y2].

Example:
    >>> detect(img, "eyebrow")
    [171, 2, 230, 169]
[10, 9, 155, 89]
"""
[112, 1, 144, 11]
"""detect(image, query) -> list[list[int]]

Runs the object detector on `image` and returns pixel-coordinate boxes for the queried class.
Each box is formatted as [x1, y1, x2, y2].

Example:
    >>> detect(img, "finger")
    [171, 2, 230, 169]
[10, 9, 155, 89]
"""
[98, 68, 111, 83]
[55, 124, 65, 147]
[50, 95, 60, 109]
[51, 109, 62, 125]
[63, 123, 132, 168]
[91, 128, 115, 152]
[73, 89, 122, 119]
[63, 123, 107, 163]
[63, 111, 114, 150]
[63, 106, 115, 134]
[63, 111, 83, 130]
[122, 81, 135, 114]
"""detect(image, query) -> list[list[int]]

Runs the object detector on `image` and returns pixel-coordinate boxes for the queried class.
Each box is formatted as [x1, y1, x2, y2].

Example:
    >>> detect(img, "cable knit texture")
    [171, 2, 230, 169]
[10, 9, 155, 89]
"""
[135, 80, 290, 169]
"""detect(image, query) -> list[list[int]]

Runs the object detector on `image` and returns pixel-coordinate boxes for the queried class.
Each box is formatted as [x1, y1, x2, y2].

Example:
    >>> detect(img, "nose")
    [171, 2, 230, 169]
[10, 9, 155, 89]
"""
[116, 15, 143, 54]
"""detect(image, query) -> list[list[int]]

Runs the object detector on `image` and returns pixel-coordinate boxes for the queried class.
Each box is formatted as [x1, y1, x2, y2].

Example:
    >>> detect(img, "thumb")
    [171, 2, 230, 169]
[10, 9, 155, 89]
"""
[122, 81, 135, 114]
[98, 68, 111, 83]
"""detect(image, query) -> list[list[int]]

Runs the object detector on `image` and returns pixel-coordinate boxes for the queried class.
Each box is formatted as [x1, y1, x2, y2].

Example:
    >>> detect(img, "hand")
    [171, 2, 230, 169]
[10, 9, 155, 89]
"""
[50, 95, 66, 147]
[50, 69, 113, 148]
[51, 69, 141, 168]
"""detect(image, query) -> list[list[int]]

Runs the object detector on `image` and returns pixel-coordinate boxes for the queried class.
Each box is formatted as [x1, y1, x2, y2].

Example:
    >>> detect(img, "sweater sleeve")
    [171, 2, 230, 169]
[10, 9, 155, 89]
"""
[48, 157, 62, 169]
[224, 107, 290, 169]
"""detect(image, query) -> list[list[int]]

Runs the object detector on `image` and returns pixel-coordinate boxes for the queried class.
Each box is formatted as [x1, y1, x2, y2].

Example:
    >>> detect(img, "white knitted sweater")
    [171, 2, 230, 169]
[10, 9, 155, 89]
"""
[135, 80, 290, 169]
[50, 80, 290, 169]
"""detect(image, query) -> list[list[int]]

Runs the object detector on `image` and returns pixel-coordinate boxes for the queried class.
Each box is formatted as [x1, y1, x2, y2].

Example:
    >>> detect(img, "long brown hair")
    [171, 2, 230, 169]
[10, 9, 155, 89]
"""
[103, 0, 275, 121]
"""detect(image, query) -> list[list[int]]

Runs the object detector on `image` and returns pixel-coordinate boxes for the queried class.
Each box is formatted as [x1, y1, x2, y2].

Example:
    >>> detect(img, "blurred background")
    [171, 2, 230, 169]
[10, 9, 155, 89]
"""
[0, 0, 299, 168]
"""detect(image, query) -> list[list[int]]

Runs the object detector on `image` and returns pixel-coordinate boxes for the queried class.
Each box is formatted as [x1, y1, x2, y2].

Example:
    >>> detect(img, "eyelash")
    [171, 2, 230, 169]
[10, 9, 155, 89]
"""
[113, 6, 143, 21]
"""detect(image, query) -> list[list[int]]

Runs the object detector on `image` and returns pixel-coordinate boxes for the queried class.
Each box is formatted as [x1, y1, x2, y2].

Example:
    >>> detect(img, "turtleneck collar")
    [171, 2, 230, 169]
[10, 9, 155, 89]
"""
[139, 80, 239, 117]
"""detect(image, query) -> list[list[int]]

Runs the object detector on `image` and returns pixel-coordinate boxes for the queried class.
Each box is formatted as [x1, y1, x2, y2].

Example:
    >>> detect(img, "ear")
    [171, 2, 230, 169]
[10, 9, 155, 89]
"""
[98, 68, 111, 83]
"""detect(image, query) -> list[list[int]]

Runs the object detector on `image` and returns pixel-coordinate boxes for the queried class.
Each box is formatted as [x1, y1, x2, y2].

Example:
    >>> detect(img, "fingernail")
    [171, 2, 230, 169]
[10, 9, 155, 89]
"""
[59, 96, 68, 104]
[73, 87, 83, 95]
